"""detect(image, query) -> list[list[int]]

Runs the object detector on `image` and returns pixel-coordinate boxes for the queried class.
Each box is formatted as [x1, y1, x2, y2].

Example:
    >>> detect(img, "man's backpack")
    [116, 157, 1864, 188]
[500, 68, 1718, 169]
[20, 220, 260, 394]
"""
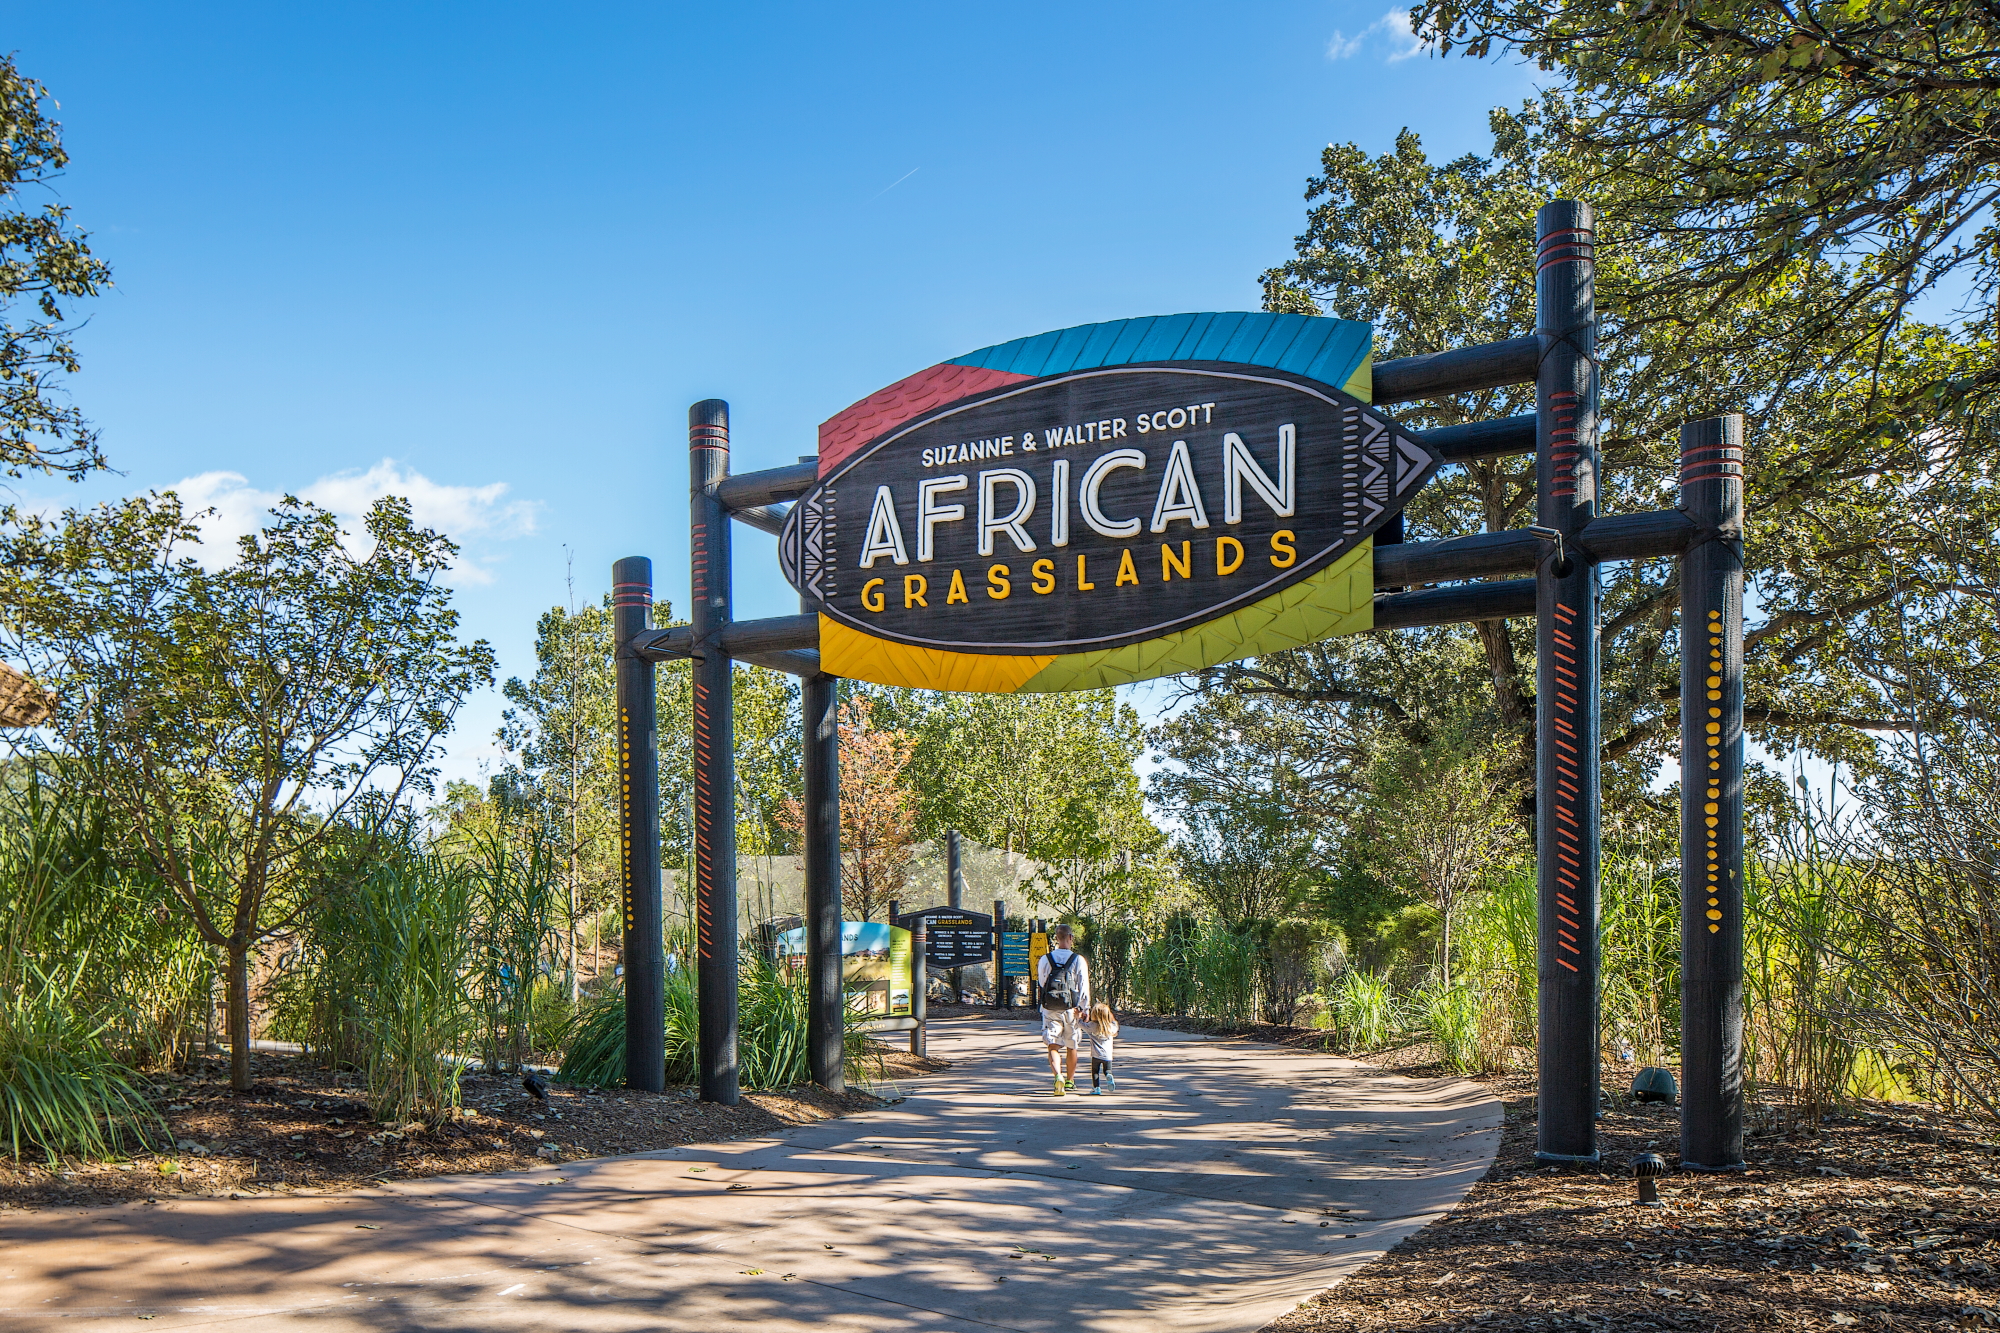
[1042, 950, 1084, 1010]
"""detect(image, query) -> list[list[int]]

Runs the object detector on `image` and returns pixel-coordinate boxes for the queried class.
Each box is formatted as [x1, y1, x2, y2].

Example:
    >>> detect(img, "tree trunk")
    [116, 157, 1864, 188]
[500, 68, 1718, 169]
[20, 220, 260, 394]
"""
[227, 942, 252, 1092]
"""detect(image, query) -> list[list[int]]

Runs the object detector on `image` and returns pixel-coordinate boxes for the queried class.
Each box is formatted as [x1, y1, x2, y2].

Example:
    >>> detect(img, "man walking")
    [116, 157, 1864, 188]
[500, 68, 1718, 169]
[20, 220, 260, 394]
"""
[1036, 924, 1090, 1096]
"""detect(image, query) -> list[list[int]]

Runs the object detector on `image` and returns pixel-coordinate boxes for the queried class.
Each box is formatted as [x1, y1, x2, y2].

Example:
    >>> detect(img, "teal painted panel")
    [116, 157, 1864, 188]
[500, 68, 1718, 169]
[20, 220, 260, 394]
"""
[1187, 311, 1251, 362]
[947, 314, 1370, 384]
[1132, 312, 1200, 362]
[1304, 323, 1371, 388]
[1041, 322, 1099, 376]
[1074, 319, 1129, 369]
[1248, 313, 1313, 368]
[1167, 311, 1219, 360]
[1273, 318, 1340, 377]
[1103, 317, 1157, 365]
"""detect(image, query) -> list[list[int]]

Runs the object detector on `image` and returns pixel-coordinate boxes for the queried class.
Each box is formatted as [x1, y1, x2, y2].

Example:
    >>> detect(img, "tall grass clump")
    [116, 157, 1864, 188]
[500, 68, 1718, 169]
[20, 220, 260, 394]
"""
[558, 954, 878, 1090]
[1128, 917, 1258, 1023]
[274, 844, 478, 1124]
[0, 773, 174, 1159]
[1328, 970, 1397, 1052]
[455, 820, 564, 1072]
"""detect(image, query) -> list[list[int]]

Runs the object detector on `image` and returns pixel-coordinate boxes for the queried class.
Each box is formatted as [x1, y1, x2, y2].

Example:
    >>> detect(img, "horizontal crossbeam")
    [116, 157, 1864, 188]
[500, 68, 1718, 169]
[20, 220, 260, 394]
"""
[1372, 337, 1539, 404]
[1374, 509, 1695, 585]
[713, 460, 818, 511]
[730, 503, 789, 537]
[634, 508, 1693, 668]
[1374, 579, 1534, 629]
[1421, 414, 1534, 462]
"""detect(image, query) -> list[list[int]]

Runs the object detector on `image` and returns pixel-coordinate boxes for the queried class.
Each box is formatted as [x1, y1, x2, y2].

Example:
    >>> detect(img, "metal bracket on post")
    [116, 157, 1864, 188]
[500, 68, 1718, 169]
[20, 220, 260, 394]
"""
[690, 399, 740, 1106]
[1679, 415, 1748, 1172]
[1534, 200, 1603, 1165]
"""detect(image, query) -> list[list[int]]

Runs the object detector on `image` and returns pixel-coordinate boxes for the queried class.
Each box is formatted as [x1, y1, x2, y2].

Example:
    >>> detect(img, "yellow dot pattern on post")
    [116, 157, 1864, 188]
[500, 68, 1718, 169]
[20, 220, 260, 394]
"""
[620, 708, 636, 935]
[1705, 609, 1724, 934]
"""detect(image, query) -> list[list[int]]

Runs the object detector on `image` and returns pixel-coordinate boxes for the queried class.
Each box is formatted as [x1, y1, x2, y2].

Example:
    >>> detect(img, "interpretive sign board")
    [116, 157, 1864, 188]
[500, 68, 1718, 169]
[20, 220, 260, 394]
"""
[893, 907, 994, 970]
[776, 921, 912, 1016]
[999, 931, 1030, 977]
[779, 313, 1440, 693]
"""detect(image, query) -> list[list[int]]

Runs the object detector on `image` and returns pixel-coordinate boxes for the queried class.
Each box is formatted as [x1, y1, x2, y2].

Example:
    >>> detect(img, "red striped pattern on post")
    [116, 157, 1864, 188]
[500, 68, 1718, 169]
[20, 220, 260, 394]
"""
[611, 580, 651, 608]
[1680, 438, 1744, 486]
[1536, 226, 1595, 274]
[1550, 598, 1586, 973]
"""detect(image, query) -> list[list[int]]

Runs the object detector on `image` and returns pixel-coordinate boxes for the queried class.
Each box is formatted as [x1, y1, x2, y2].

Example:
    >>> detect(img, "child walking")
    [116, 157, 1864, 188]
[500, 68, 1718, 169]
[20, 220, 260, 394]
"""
[1082, 1002, 1118, 1094]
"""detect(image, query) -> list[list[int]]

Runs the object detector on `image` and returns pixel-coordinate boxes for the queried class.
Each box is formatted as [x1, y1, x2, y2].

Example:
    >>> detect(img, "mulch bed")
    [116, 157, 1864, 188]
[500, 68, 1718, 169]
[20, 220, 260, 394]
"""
[0, 1043, 947, 1212]
[1265, 1052, 2000, 1332]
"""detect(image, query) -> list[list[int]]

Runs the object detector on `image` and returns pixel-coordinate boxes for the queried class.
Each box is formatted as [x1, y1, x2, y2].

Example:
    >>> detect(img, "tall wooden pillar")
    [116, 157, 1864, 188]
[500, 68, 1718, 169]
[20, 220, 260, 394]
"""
[802, 666, 845, 1093]
[1534, 200, 1603, 1163]
[690, 399, 740, 1105]
[613, 556, 664, 1092]
[1679, 415, 1747, 1171]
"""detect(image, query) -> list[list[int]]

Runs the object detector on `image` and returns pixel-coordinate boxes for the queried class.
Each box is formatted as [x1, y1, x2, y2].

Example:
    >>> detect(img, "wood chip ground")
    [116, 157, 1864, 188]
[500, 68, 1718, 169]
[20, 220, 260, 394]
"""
[0, 1042, 946, 1211]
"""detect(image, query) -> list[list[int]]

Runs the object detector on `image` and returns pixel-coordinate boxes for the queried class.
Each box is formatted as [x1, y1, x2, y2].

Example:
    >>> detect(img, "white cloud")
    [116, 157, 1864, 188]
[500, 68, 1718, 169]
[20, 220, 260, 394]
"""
[1327, 9, 1432, 63]
[166, 460, 539, 585]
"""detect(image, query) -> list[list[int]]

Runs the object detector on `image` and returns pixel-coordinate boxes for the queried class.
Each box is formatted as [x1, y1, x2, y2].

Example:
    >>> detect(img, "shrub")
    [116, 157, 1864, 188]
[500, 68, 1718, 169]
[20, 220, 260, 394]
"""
[557, 956, 878, 1090]
[1329, 970, 1398, 1052]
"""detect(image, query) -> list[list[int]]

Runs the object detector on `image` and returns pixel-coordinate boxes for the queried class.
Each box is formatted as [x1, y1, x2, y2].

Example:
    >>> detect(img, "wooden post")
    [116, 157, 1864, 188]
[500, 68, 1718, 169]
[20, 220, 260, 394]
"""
[909, 917, 928, 1057]
[802, 667, 844, 1094]
[946, 829, 964, 1000]
[1679, 415, 1747, 1171]
[690, 399, 739, 1105]
[994, 897, 1009, 1009]
[1534, 200, 1602, 1163]
[613, 557, 664, 1093]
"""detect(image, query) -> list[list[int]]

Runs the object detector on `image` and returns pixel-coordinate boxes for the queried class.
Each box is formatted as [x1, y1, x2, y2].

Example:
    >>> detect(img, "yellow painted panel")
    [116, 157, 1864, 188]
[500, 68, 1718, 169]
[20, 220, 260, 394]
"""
[818, 616, 1053, 693]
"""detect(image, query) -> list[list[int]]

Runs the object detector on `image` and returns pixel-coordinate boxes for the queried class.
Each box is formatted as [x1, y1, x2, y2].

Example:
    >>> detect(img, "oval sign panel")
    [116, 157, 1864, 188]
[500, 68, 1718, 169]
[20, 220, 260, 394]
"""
[780, 313, 1440, 693]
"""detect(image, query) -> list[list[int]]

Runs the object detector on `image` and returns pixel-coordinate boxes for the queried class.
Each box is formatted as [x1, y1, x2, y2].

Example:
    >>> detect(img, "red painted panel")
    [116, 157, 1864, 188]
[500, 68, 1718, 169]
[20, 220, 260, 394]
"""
[817, 362, 1031, 473]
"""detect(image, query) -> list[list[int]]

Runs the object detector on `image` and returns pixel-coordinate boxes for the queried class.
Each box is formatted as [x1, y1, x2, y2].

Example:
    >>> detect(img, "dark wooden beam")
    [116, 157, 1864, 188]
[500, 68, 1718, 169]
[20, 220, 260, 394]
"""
[730, 503, 789, 537]
[713, 460, 817, 511]
[1421, 414, 1535, 462]
[1373, 579, 1535, 629]
[634, 613, 819, 663]
[1372, 337, 1539, 404]
[1373, 510, 1697, 588]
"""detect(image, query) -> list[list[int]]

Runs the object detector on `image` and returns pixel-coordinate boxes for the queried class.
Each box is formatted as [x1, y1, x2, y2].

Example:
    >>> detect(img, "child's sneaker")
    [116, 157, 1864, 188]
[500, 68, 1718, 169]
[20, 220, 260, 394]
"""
[1106, 1073, 1116, 1091]
[1090, 1085, 1103, 1095]
[1052, 1076, 1065, 1097]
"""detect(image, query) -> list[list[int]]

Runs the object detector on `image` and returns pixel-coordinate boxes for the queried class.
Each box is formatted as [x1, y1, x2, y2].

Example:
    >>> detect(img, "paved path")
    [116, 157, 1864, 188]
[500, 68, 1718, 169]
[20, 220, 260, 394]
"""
[1, 1017, 1499, 1332]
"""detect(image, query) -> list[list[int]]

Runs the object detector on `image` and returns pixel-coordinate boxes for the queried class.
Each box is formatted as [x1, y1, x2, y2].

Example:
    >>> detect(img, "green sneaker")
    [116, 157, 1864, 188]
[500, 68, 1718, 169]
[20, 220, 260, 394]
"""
[1052, 1077, 1065, 1097]
[1064, 1077, 1075, 1091]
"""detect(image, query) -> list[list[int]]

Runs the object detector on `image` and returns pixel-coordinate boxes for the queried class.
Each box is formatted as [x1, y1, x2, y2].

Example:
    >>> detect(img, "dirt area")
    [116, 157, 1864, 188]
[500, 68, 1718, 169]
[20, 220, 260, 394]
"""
[0, 1043, 946, 1212]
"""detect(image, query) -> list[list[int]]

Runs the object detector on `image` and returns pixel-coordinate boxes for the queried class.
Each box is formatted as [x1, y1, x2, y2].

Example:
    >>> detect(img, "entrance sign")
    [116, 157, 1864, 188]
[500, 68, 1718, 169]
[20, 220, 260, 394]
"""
[779, 314, 1439, 693]
[893, 907, 993, 970]
[630, 233, 1753, 1174]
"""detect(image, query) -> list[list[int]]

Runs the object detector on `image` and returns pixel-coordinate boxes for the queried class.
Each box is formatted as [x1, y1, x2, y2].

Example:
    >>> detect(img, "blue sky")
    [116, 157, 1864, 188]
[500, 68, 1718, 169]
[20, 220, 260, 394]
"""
[5, 2, 1539, 783]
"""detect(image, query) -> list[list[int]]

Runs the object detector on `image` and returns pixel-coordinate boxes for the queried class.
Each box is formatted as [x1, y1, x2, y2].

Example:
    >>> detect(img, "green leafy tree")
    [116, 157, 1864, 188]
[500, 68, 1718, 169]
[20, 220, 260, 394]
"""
[1413, 0, 2000, 425]
[0, 493, 494, 1091]
[0, 57, 111, 481]
[1361, 722, 1523, 986]
[1232, 109, 1973, 816]
[895, 689, 1158, 873]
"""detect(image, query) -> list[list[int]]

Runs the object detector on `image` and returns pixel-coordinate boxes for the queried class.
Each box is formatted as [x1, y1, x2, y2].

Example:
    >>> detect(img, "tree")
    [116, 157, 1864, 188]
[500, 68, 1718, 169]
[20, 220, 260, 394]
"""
[1413, 0, 2000, 427]
[894, 689, 1158, 869]
[0, 57, 112, 481]
[782, 694, 915, 922]
[1362, 725, 1523, 986]
[0, 492, 494, 1090]
[1232, 109, 1989, 816]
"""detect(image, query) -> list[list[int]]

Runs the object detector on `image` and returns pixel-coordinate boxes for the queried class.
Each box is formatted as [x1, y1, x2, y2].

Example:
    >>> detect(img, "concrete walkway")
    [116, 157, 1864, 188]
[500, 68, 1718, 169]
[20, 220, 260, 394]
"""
[1, 1017, 1499, 1332]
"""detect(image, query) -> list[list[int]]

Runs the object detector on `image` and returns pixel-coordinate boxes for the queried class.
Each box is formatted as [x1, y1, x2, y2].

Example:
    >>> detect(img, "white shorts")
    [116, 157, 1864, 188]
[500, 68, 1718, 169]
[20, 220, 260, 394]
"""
[1041, 1007, 1082, 1049]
